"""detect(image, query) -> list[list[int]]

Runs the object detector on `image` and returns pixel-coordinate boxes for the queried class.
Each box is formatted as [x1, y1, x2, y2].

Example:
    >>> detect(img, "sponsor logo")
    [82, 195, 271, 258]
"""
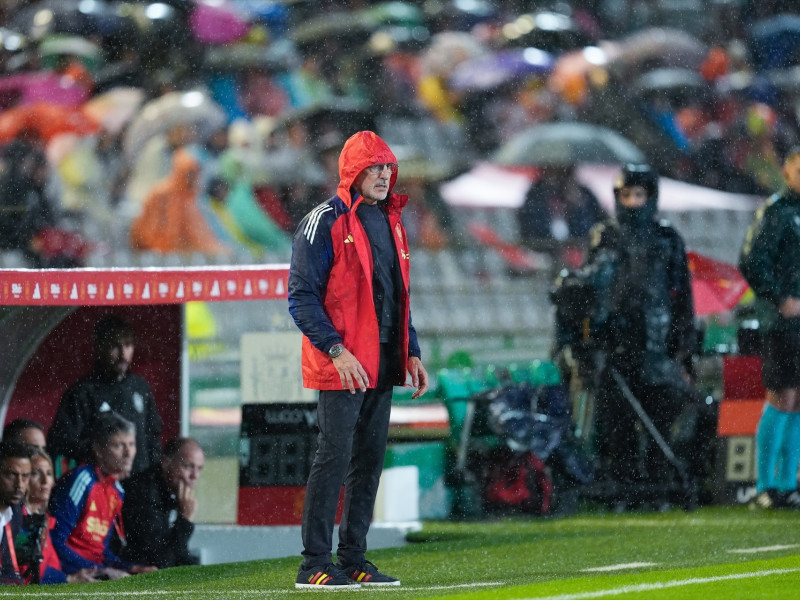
[86, 516, 110, 537]
[264, 408, 317, 428]
[133, 392, 145, 413]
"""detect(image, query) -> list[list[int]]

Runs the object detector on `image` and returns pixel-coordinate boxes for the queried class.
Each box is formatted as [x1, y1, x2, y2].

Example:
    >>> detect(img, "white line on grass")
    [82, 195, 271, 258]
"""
[728, 544, 800, 554]
[0, 581, 505, 597]
[515, 568, 800, 600]
[582, 563, 656, 572]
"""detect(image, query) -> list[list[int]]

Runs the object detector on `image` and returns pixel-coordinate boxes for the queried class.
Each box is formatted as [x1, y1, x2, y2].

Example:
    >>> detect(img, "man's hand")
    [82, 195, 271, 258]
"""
[66, 568, 99, 583]
[98, 567, 130, 580]
[780, 296, 800, 318]
[332, 347, 369, 393]
[178, 480, 197, 521]
[129, 565, 158, 574]
[407, 356, 429, 399]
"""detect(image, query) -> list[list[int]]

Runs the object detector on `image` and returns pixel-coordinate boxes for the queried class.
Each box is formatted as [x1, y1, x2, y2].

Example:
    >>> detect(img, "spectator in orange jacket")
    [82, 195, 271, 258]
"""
[129, 148, 231, 256]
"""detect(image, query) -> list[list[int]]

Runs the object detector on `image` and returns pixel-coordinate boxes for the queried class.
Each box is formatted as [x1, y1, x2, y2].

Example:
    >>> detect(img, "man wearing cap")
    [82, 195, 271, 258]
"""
[288, 130, 428, 589]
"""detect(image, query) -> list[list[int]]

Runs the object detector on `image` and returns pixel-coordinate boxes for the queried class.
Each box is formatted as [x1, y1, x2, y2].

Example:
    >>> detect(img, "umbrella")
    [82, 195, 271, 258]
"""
[549, 44, 620, 105]
[492, 122, 645, 168]
[612, 28, 708, 77]
[202, 42, 296, 72]
[81, 87, 145, 135]
[9, 0, 97, 40]
[448, 48, 554, 92]
[500, 11, 591, 54]
[634, 68, 711, 105]
[361, 2, 426, 28]
[232, 0, 290, 34]
[434, 0, 497, 32]
[38, 35, 100, 60]
[0, 102, 98, 143]
[687, 251, 749, 316]
[123, 90, 227, 160]
[749, 15, 800, 71]
[0, 71, 91, 107]
[273, 98, 376, 142]
[422, 31, 487, 77]
[38, 35, 103, 71]
[290, 11, 370, 45]
[190, 1, 250, 45]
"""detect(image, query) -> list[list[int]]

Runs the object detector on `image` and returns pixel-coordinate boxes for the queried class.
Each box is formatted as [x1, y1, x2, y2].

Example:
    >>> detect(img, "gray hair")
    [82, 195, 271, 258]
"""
[90, 412, 136, 448]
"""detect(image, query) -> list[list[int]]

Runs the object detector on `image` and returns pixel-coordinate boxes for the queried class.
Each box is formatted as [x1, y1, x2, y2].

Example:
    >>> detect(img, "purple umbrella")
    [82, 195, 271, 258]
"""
[0, 71, 90, 108]
[190, 1, 250, 45]
[448, 48, 554, 92]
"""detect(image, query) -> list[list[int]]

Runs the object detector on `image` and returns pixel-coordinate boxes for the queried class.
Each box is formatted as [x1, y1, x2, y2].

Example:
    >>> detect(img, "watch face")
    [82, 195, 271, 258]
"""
[329, 344, 344, 358]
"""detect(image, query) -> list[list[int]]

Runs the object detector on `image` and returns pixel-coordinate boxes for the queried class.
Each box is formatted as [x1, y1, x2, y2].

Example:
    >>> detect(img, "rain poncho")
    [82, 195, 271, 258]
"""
[129, 149, 230, 255]
[227, 179, 291, 253]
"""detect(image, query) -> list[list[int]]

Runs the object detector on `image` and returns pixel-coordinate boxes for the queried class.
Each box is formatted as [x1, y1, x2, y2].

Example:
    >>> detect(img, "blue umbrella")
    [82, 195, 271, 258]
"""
[448, 48, 554, 92]
[749, 15, 800, 71]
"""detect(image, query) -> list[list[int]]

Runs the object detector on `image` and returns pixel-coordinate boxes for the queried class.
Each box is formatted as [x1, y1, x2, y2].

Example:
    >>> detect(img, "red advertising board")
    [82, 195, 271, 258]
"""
[0, 266, 290, 305]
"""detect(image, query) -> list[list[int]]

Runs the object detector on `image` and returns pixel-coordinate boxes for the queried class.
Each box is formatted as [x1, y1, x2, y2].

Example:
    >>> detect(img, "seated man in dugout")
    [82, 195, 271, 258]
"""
[2, 419, 46, 452]
[118, 437, 205, 568]
[49, 412, 157, 579]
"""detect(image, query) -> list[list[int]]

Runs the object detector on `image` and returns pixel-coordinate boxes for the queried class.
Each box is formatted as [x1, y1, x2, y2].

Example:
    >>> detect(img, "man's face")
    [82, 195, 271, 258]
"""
[163, 443, 205, 492]
[98, 334, 134, 380]
[19, 428, 45, 451]
[0, 457, 30, 509]
[353, 164, 396, 205]
[617, 185, 648, 208]
[94, 432, 136, 478]
[783, 154, 800, 194]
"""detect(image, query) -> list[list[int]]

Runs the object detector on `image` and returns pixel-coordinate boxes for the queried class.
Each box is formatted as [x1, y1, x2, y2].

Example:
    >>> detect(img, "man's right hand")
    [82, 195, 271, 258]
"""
[178, 480, 197, 521]
[98, 567, 130, 580]
[66, 568, 100, 583]
[332, 348, 369, 393]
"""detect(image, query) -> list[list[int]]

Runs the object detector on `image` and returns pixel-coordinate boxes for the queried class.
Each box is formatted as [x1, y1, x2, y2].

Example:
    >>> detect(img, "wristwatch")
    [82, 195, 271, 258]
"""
[328, 343, 345, 359]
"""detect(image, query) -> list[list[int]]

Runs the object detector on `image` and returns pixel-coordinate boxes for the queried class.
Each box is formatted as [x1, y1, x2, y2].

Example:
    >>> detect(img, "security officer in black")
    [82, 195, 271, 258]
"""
[566, 164, 698, 496]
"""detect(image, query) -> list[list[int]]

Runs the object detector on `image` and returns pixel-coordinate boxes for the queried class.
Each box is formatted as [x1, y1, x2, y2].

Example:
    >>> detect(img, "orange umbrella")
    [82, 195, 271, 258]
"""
[687, 251, 749, 316]
[0, 102, 99, 143]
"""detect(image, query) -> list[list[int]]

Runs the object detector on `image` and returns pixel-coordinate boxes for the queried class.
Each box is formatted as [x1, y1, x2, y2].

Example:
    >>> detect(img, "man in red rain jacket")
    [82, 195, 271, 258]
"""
[288, 131, 428, 589]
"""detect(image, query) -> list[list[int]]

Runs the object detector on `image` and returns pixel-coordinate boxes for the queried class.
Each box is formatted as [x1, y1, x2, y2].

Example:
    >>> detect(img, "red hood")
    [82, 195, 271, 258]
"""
[337, 130, 398, 208]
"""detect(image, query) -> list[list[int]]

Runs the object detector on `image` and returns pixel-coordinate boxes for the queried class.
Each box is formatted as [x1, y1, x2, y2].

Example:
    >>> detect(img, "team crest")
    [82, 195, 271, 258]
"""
[133, 392, 144, 413]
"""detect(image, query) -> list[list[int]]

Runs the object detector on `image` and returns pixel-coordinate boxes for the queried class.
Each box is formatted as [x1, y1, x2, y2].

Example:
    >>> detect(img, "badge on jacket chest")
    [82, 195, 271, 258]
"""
[133, 392, 144, 413]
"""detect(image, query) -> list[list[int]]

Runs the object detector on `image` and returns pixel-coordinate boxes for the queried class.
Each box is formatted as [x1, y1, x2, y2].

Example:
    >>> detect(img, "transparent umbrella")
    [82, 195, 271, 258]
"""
[123, 90, 227, 161]
[492, 122, 645, 167]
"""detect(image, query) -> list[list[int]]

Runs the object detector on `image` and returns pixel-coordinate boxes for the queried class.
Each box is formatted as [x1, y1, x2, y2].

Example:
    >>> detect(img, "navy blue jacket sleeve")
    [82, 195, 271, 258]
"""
[288, 202, 342, 354]
[408, 312, 421, 358]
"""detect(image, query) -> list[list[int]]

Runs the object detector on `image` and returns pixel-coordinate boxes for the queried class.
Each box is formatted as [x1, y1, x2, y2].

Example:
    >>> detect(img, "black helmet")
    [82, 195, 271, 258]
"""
[613, 163, 659, 228]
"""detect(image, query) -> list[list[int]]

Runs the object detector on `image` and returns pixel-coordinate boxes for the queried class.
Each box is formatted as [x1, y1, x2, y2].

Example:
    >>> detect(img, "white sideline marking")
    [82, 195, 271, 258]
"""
[0, 581, 505, 597]
[516, 568, 800, 600]
[729, 544, 800, 554]
[582, 563, 656, 572]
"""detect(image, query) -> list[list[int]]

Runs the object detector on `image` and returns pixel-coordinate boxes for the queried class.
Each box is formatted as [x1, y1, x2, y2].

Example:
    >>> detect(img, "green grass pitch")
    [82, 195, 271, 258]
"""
[3, 506, 799, 599]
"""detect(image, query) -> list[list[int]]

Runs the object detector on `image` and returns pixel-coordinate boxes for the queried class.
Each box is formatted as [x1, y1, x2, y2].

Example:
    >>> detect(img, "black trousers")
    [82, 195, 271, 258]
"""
[300, 344, 396, 569]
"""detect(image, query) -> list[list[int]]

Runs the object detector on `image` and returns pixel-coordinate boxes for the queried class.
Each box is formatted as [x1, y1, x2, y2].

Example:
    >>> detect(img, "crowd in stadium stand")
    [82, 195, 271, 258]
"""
[0, 1, 798, 268]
